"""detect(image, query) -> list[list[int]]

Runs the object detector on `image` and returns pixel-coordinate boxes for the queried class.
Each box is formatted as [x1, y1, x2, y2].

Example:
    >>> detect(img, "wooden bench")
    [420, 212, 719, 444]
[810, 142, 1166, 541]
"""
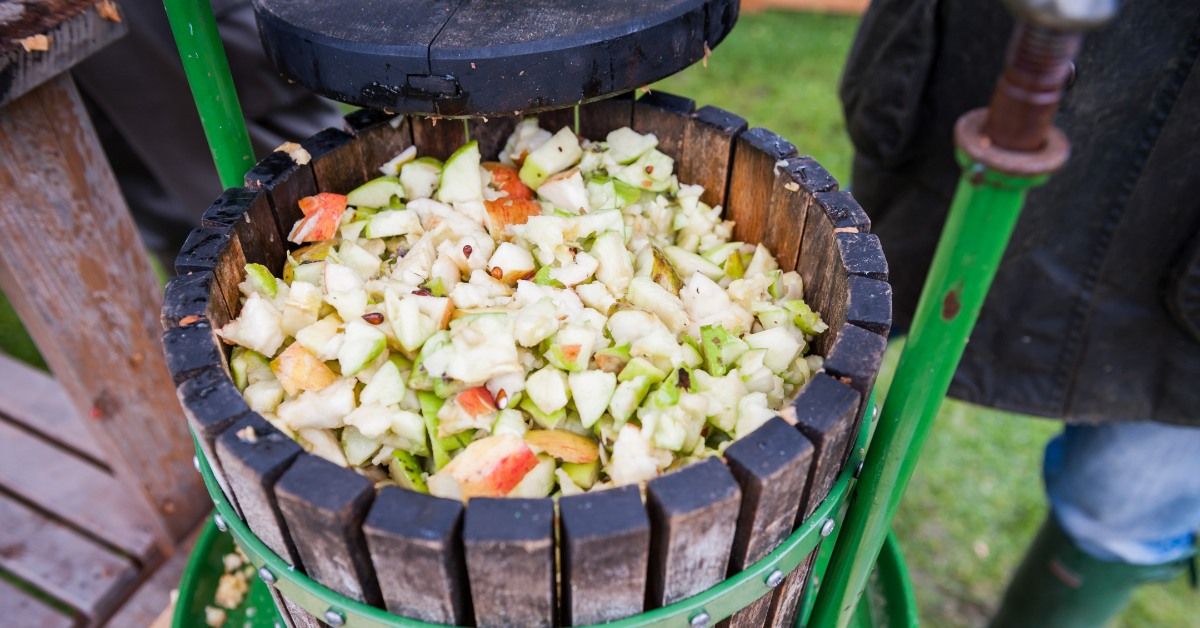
[0, 1, 209, 624]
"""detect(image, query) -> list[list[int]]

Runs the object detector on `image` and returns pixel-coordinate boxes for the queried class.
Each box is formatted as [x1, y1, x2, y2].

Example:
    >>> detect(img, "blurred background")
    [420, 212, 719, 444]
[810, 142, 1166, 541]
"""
[0, 4, 1193, 626]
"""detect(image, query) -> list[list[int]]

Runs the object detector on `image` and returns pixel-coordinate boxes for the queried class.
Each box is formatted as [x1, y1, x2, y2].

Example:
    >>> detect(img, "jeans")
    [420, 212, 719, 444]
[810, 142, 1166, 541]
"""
[1045, 421, 1200, 565]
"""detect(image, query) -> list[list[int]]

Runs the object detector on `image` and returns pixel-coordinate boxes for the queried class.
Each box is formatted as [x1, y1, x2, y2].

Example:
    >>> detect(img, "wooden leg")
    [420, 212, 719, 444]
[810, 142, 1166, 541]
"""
[0, 74, 206, 545]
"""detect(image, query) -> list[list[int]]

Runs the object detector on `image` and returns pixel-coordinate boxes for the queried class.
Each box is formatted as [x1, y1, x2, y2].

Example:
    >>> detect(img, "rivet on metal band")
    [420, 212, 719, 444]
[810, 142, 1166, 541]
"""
[213, 514, 227, 532]
[690, 610, 711, 627]
[324, 608, 346, 626]
[821, 518, 836, 537]
[192, 456, 200, 472]
[766, 569, 785, 588]
[257, 567, 276, 585]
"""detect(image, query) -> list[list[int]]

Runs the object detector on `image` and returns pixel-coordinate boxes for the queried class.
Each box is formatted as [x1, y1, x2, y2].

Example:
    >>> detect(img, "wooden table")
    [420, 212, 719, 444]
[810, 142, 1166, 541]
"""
[0, 1, 209, 624]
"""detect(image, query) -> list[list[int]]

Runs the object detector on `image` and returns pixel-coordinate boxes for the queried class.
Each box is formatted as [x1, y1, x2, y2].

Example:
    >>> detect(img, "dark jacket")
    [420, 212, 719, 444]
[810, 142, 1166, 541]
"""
[842, 0, 1200, 426]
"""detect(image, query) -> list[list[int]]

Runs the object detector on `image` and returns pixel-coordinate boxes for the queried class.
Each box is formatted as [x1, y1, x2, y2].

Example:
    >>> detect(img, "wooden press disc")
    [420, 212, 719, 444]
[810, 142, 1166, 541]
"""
[251, 0, 739, 116]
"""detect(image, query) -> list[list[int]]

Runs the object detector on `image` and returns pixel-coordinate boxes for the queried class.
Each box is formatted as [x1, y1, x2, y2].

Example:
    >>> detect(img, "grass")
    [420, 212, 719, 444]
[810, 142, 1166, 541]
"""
[0, 9, 1191, 626]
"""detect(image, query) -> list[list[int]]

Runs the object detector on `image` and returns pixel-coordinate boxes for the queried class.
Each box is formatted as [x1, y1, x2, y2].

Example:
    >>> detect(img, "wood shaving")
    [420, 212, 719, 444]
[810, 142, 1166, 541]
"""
[235, 425, 258, 443]
[777, 404, 798, 426]
[96, 0, 121, 23]
[833, 227, 860, 234]
[18, 34, 50, 52]
[273, 141, 311, 165]
[179, 315, 202, 327]
[783, 181, 800, 192]
[703, 41, 712, 68]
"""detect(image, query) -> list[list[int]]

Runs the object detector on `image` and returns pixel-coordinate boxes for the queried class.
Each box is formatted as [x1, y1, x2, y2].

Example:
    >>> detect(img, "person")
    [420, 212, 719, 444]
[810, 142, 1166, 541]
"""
[840, 1, 1200, 625]
[71, 0, 342, 268]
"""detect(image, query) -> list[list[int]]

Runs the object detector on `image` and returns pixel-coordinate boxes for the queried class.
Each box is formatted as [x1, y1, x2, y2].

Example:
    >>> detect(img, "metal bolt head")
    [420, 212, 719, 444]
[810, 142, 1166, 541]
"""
[854, 460, 865, 478]
[213, 514, 227, 532]
[323, 609, 346, 626]
[192, 456, 200, 471]
[766, 569, 785, 588]
[690, 611, 711, 627]
[820, 518, 836, 537]
[257, 567, 276, 585]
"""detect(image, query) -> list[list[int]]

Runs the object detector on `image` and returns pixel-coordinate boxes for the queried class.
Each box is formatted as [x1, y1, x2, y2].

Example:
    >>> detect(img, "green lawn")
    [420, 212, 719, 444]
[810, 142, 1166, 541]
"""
[1, 9, 1191, 627]
[657, 10, 1194, 627]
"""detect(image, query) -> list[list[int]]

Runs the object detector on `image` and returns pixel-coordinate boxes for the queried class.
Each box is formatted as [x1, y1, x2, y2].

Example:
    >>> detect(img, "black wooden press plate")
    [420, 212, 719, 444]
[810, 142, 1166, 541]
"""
[251, 0, 739, 116]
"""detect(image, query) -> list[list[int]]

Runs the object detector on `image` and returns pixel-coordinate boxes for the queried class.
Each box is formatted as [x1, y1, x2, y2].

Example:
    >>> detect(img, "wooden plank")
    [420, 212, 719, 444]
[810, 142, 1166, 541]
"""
[0, 0, 125, 107]
[275, 454, 381, 605]
[646, 457, 742, 608]
[364, 487, 470, 625]
[535, 107, 575, 135]
[760, 158, 816, 273]
[724, 419, 813, 628]
[216, 415, 322, 628]
[244, 150, 318, 245]
[559, 485, 650, 625]
[161, 270, 228, 332]
[824, 324, 889, 402]
[0, 492, 139, 620]
[682, 105, 747, 209]
[0, 578, 74, 628]
[174, 225, 232, 274]
[344, 110, 413, 174]
[302, 128, 368, 194]
[105, 521, 205, 628]
[0, 353, 107, 466]
[814, 232, 889, 356]
[0, 419, 159, 561]
[578, 92, 635, 142]
[633, 91, 696, 161]
[788, 155, 839, 195]
[463, 497, 555, 628]
[173, 222, 245, 326]
[845, 275, 893, 337]
[767, 373, 861, 627]
[0, 74, 202, 543]
[201, 187, 286, 279]
[814, 190, 871, 232]
[410, 116, 467, 161]
[726, 128, 797, 245]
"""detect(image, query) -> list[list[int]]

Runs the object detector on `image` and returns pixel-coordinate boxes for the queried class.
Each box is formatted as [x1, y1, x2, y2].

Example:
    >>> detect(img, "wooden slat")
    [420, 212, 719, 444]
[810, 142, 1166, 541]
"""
[275, 454, 382, 605]
[646, 457, 742, 608]
[244, 150, 318, 244]
[463, 497, 556, 628]
[0, 74, 202, 542]
[845, 275, 893, 337]
[364, 487, 470, 625]
[176, 365, 252, 504]
[723, 418, 814, 628]
[0, 492, 139, 620]
[302, 128, 368, 194]
[174, 226, 232, 275]
[760, 158, 818, 273]
[816, 232, 890, 357]
[161, 270, 228, 332]
[201, 187, 286, 280]
[560, 485, 650, 625]
[172, 223, 244, 326]
[824, 324, 889, 402]
[578, 92, 636, 141]
[535, 107, 575, 135]
[161, 320, 224, 386]
[216, 415, 321, 628]
[0, 0, 125, 108]
[410, 116, 468, 161]
[766, 373, 862, 627]
[0, 353, 107, 466]
[727, 128, 798, 244]
[633, 92, 696, 161]
[0, 419, 159, 560]
[682, 106, 747, 209]
[469, 116, 520, 161]
[0, 578, 74, 628]
[344, 110, 414, 175]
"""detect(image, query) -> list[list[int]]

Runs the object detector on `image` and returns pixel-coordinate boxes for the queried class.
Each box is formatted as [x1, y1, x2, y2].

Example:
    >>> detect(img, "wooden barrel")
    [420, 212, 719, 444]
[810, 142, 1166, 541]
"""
[162, 91, 891, 628]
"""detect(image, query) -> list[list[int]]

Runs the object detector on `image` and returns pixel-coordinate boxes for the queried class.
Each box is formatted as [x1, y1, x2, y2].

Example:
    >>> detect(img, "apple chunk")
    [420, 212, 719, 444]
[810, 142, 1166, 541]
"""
[437, 386, 498, 438]
[484, 197, 543, 237]
[430, 434, 539, 499]
[487, 242, 536, 284]
[270, 342, 337, 396]
[524, 430, 599, 464]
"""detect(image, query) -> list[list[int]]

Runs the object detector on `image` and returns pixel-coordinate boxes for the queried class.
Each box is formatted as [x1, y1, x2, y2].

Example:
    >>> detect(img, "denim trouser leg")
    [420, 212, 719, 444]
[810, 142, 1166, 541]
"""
[1044, 421, 1200, 565]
